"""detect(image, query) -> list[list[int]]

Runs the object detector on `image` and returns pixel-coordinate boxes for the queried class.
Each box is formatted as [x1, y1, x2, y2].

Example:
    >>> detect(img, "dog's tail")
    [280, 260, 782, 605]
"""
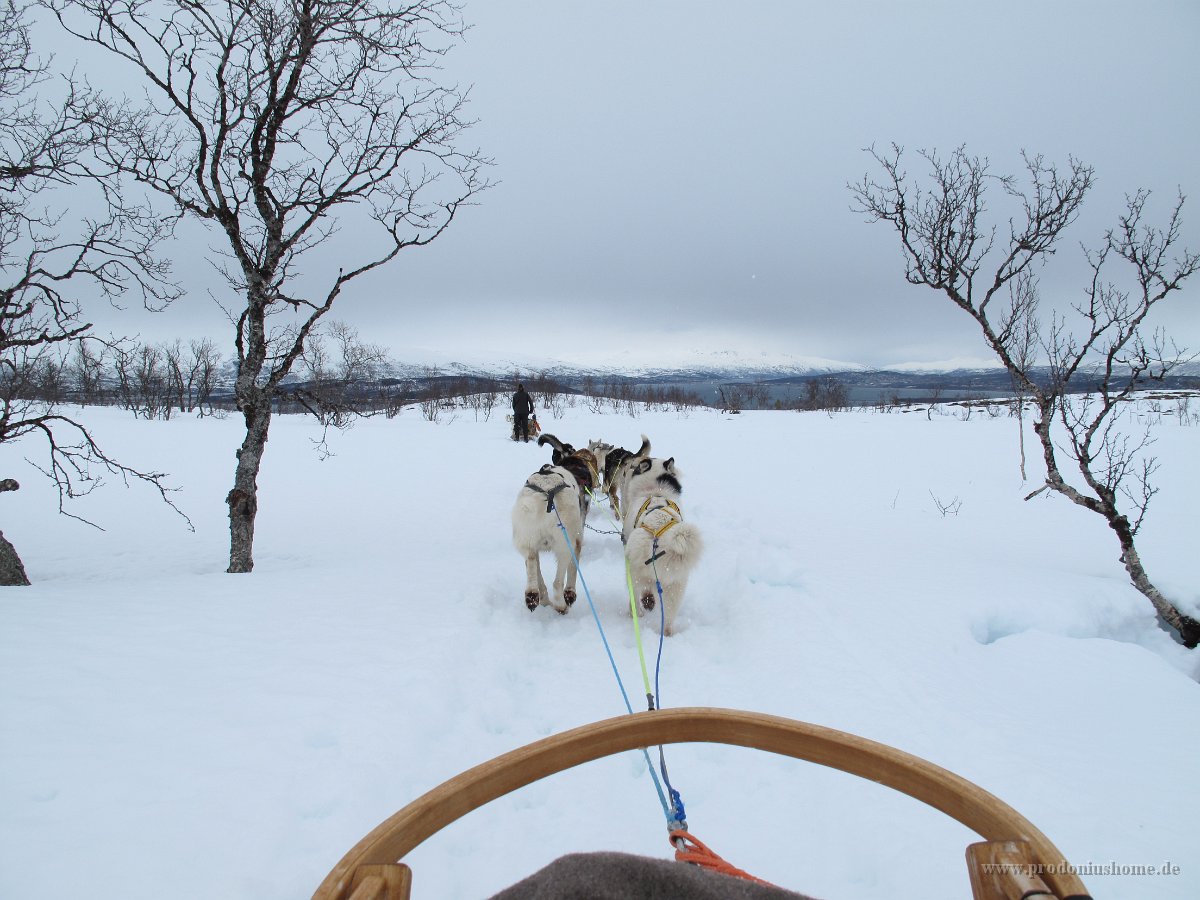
[537, 433, 572, 454]
[658, 522, 703, 562]
[633, 434, 650, 458]
[537, 433, 576, 464]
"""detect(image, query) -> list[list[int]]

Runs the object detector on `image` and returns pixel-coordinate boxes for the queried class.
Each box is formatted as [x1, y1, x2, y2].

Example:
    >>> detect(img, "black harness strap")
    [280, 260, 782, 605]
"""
[525, 477, 569, 513]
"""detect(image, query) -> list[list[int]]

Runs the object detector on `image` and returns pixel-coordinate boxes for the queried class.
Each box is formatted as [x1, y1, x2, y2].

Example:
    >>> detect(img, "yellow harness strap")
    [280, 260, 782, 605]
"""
[634, 497, 682, 540]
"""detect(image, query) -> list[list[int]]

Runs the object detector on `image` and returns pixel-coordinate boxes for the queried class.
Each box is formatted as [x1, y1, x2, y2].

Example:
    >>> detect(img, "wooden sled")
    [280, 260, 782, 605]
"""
[312, 707, 1092, 900]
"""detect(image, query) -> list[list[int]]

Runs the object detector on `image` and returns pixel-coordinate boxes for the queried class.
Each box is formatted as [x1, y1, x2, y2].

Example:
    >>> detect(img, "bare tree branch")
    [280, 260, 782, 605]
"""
[49, 0, 491, 571]
[853, 145, 1199, 647]
[2, 0, 188, 579]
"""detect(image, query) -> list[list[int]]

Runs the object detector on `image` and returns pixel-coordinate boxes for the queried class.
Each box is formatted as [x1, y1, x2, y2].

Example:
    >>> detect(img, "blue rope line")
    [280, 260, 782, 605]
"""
[650, 551, 687, 830]
[549, 502, 673, 824]
[653, 565, 666, 706]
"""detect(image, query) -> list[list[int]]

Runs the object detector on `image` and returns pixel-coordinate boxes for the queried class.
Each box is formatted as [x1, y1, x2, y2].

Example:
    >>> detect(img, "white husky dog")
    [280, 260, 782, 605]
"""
[511, 452, 597, 614]
[620, 453, 703, 635]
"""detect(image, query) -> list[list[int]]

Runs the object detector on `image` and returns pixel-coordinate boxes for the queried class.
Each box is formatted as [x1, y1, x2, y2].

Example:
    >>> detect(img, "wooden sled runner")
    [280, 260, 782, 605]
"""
[312, 707, 1092, 900]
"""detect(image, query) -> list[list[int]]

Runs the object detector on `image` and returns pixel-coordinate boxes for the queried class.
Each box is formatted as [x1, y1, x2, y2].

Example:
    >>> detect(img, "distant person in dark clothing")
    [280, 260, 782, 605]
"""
[512, 384, 534, 442]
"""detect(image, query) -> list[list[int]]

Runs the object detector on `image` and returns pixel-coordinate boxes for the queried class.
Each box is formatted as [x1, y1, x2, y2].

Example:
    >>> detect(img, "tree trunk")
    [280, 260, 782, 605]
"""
[0, 479, 30, 586]
[226, 402, 271, 573]
[1015, 399, 1027, 482]
[1111, 515, 1200, 649]
[1033, 411, 1199, 648]
[0, 530, 30, 586]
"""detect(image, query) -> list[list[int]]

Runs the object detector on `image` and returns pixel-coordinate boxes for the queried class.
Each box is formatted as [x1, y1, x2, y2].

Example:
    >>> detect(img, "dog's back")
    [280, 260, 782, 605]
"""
[512, 464, 581, 550]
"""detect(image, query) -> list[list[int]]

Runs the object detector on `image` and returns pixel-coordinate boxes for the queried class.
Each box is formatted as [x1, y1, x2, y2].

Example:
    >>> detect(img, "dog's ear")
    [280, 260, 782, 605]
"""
[664, 457, 675, 472]
[633, 459, 652, 476]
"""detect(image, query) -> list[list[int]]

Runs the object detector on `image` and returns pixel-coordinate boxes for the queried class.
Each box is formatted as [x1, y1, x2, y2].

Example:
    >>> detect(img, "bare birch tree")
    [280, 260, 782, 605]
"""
[1, 0, 183, 583]
[50, 0, 490, 572]
[296, 319, 386, 428]
[185, 336, 221, 415]
[852, 145, 1200, 647]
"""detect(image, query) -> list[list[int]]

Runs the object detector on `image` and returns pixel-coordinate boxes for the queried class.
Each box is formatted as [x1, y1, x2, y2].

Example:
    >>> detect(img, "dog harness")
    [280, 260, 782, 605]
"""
[633, 496, 683, 539]
[524, 468, 570, 513]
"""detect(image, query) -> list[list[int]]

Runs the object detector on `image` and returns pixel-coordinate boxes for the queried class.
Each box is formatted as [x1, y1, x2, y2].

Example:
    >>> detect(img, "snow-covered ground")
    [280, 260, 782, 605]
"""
[2, 399, 1197, 900]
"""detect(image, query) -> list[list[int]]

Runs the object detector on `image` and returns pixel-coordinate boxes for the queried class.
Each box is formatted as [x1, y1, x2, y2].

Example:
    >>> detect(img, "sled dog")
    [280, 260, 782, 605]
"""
[536, 434, 600, 522]
[620, 454, 702, 636]
[586, 434, 650, 520]
[511, 437, 599, 614]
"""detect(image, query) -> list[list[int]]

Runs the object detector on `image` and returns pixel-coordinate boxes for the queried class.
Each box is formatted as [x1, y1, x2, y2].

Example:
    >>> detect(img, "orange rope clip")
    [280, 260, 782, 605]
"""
[669, 829, 779, 888]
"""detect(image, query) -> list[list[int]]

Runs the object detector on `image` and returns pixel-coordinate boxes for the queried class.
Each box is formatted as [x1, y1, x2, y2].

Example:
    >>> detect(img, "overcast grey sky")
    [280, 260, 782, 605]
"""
[95, 1, 1200, 369]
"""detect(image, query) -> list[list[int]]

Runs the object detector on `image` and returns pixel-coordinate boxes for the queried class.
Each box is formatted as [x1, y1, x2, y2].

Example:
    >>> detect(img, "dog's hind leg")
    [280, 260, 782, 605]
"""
[639, 585, 656, 613]
[549, 543, 572, 614]
[633, 559, 656, 615]
[606, 483, 622, 520]
[660, 589, 680, 636]
[523, 552, 548, 612]
[562, 535, 582, 608]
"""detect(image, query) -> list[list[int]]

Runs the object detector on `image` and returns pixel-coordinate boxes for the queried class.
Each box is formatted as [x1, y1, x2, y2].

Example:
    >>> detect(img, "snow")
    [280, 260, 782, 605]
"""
[2, 401, 1198, 900]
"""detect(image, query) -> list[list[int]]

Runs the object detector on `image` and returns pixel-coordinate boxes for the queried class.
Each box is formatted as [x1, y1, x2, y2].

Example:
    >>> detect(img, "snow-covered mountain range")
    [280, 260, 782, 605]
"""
[214, 341, 1199, 399]
[369, 345, 1001, 381]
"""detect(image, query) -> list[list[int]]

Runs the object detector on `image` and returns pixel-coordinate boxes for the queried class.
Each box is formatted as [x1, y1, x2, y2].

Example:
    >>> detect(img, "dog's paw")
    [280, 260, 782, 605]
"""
[525, 591, 540, 612]
[640, 592, 656, 612]
[554, 604, 569, 616]
[563, 588, 577, 607]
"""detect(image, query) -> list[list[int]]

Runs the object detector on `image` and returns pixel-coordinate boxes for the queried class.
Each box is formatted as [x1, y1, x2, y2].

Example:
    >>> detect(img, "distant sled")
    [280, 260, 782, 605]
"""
[311, 708, 1093, 900]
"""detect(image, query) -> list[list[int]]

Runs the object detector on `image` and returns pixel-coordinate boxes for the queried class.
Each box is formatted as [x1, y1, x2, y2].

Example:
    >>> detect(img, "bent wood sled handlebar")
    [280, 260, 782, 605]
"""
[312, 707, 1091, 900]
